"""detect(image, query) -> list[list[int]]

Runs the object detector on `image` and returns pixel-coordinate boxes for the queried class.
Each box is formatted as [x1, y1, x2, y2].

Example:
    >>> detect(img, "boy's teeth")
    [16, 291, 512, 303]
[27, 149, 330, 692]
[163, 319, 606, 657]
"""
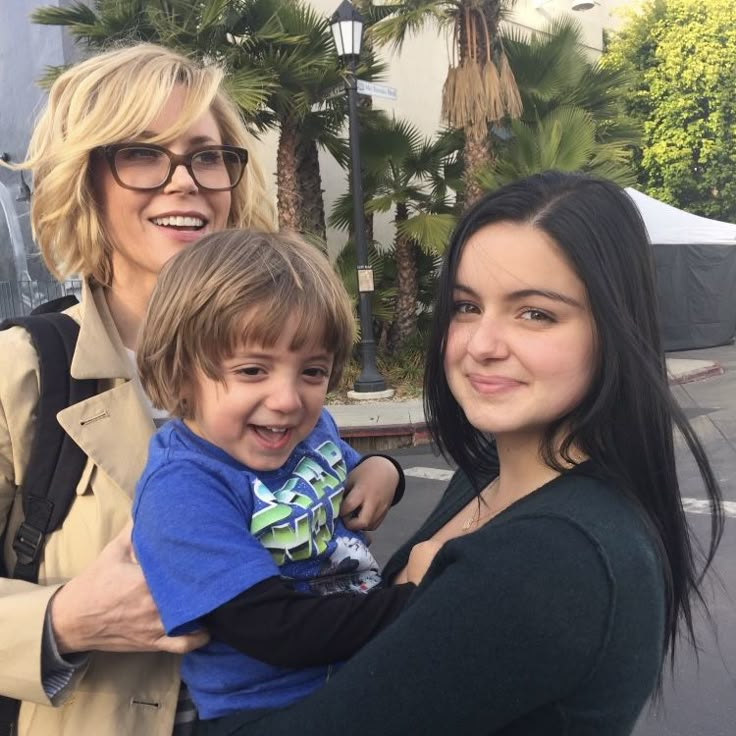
[151, 215, 204, 227]
[264, 427, 287, 434]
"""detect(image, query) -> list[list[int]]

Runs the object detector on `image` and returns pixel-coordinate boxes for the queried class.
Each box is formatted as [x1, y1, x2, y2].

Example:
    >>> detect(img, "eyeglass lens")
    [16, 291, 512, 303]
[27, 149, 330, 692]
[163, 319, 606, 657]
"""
[113, 147, 243, 190]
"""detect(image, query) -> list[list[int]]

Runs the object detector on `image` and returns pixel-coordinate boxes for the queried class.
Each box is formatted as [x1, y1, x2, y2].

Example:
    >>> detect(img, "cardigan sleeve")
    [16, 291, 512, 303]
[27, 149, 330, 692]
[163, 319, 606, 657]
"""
[232, 515, 615, 736]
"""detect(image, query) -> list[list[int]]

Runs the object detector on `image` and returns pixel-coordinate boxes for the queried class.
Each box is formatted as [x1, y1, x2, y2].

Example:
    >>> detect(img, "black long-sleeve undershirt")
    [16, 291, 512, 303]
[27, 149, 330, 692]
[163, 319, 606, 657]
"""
[203, 576, 415, 668]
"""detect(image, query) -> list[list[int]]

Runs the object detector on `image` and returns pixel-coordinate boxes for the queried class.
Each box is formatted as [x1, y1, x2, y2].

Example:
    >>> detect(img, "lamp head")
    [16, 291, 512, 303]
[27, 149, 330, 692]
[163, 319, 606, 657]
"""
[330, 0, 364, 61]
[571, 0, 598, 9]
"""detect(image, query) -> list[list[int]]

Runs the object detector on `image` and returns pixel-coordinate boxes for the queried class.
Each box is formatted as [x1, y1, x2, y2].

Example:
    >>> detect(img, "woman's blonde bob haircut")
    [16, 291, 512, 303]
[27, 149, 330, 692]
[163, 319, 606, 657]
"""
[138, 230, 355, 418]
[22, 43, 274, 284]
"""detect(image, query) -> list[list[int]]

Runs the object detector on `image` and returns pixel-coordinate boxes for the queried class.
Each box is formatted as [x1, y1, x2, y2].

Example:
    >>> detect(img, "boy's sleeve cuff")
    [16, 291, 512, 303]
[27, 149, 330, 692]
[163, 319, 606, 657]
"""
[357, 453, 405, 506]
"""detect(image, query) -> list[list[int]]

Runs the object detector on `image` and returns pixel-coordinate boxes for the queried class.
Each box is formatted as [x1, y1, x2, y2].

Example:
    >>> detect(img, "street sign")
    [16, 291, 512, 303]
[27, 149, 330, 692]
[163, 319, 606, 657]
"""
[356, 79, 397, 101]
[357, 266, 375, 293]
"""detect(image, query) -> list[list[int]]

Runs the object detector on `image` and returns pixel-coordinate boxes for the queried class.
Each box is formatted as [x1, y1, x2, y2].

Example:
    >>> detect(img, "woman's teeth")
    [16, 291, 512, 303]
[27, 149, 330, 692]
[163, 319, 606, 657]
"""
[151, 215, 205, 228]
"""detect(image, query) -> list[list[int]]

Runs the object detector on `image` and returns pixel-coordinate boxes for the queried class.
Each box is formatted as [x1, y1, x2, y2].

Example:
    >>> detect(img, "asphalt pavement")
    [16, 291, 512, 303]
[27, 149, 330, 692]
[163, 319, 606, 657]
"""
[340, 343, 736, 736]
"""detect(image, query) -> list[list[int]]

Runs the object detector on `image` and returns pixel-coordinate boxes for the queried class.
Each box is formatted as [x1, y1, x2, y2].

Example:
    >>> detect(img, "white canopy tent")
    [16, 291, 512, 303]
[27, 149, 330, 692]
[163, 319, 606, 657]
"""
[624, 188, 736, 351]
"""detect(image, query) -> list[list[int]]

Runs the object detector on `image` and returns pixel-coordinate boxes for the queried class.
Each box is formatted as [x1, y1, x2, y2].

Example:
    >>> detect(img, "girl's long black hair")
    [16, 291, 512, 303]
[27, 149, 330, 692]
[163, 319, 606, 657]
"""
[424, 171, 724, 671]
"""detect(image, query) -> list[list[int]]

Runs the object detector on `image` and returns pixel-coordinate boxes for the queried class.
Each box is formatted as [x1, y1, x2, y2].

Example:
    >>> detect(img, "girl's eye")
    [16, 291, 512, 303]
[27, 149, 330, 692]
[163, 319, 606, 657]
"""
[520, 308, 554, 323]
[452, 301, 479, 315]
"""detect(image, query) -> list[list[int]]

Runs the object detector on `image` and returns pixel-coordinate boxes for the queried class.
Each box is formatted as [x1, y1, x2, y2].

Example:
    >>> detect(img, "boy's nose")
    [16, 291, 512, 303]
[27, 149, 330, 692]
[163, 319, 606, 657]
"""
[264, 383, 303, 413]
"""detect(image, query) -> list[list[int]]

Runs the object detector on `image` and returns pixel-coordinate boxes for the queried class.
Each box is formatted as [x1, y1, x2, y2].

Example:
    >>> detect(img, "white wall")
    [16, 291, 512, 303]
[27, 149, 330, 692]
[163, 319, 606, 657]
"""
[277, 0, 619, 255]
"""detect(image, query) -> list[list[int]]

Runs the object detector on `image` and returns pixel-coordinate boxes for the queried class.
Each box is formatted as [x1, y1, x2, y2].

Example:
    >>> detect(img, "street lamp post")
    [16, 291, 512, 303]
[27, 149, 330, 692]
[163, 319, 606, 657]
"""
[330, 0, 387, 394]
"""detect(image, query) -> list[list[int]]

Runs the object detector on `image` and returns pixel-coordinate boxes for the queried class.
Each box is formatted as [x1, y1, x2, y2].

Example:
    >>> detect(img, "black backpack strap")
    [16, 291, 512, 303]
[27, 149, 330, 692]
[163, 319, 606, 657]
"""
[30, 294, 81, 316]
[0, 313, 97, 582]
[0, 309, 96, 736]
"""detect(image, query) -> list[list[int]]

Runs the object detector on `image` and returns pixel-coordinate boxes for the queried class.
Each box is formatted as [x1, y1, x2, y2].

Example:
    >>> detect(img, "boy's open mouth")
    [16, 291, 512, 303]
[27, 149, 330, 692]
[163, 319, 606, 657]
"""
[251, 425, 291, 449]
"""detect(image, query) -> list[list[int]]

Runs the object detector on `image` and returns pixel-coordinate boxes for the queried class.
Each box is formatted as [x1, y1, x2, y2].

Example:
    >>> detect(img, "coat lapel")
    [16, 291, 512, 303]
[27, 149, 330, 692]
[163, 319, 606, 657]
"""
[57, 383, 154, 499]
[57, 281, 155, 498]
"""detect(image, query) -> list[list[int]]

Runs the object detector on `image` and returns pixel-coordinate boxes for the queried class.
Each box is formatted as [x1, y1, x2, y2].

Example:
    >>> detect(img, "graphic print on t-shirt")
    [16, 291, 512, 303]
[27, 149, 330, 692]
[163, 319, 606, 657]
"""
[249, 439, 379, 593]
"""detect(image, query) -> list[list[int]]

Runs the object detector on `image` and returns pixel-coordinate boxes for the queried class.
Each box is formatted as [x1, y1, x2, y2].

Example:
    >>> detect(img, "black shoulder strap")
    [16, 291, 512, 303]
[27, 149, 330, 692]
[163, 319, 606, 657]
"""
[0, 312, 97, 583]
[0, 307, 97, 734]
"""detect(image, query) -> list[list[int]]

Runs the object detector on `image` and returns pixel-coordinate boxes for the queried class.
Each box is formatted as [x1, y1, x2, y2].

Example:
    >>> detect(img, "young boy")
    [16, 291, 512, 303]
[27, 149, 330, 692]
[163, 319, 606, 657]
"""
[131, 230, 424, 728]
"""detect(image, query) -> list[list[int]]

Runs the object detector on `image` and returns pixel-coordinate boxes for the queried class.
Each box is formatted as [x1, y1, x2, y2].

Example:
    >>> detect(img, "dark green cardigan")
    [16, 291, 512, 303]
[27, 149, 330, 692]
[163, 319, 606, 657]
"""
[231, 463, 666, 736]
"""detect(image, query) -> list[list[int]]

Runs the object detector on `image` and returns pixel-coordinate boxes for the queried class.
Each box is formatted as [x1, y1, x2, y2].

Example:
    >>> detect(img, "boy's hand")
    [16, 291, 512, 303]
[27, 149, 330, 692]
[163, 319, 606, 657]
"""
[340, 456, 400, 531]
[405, 539, 443, 585]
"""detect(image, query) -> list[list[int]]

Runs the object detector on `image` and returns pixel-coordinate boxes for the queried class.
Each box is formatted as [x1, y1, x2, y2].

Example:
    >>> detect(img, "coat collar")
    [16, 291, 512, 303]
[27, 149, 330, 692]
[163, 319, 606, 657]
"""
[59, 280, 154, 498]
[70, 280, 135, 381]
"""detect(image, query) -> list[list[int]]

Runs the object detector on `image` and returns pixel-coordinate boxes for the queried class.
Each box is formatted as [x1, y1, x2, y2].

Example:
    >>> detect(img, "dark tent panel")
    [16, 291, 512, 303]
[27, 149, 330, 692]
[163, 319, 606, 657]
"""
[625, 189, 736, 351]
[653, 243, 736, 351]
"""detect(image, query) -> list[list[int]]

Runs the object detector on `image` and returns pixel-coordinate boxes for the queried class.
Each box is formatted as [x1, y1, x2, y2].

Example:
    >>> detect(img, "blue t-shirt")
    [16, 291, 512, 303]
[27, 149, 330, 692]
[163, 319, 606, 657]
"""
[131, 409, 379, 719]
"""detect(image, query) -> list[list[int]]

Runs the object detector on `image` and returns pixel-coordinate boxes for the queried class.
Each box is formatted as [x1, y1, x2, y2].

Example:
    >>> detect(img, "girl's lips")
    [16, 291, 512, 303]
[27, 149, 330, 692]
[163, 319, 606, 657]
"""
[467, 375, 522, 394]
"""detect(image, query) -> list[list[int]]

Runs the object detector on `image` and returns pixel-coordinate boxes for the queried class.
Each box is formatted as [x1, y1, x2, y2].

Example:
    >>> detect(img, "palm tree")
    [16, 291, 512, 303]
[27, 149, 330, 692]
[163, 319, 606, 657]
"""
[372, 0, 521, 208]
[479, 18, 639, 188]
[331, 113, 456, 351]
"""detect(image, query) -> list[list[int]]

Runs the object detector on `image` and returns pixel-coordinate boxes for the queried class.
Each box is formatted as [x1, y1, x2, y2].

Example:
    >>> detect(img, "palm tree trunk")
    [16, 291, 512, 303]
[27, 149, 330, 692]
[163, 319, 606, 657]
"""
[463, 128, 491, 209]
[391, 201, 418, 351]
[296, 134, 326, 240]
[277, 113, 302, 231]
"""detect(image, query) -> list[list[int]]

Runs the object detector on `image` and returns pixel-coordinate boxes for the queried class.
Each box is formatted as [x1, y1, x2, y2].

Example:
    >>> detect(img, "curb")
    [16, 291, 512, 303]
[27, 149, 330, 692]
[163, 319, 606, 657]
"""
[669, 362, 724, 385]
[340, 423, 430, 452]
[337, 361, 725, 449]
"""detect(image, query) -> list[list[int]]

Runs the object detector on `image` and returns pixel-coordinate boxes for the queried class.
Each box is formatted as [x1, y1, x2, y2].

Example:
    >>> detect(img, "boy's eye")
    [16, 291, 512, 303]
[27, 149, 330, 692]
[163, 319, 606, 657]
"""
[303, 367, 329, 379]
[235, 366, 264, 376]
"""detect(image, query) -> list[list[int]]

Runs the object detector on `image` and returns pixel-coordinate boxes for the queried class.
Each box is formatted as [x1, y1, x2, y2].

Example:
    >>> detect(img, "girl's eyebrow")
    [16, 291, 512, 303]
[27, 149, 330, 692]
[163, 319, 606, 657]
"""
[453, 283, 583, 309]
[507, 288, 584, 309]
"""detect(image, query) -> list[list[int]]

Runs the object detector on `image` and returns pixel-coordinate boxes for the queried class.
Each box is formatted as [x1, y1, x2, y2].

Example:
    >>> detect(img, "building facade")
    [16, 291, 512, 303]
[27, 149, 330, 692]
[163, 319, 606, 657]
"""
[0, 0, 639, 274]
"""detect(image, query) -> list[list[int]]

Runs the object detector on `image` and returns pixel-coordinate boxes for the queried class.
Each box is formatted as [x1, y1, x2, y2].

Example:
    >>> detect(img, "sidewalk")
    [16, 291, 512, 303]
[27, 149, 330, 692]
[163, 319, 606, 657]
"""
[333, 355, 724, 450]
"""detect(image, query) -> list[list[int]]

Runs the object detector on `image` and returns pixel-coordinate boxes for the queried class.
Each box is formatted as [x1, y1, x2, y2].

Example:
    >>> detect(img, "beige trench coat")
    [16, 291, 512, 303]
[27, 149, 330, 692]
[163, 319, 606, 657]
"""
[0, 282, 181, 735]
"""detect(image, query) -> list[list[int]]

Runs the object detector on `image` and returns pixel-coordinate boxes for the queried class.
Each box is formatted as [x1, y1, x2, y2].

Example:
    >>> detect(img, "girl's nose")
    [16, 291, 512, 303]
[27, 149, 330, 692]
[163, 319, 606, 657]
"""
[466, 316, 510, 362]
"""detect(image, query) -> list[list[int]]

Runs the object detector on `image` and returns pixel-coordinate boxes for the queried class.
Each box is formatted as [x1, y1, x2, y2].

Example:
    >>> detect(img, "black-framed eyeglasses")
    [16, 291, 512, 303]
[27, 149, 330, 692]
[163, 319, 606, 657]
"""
[99, 143, 248, 191]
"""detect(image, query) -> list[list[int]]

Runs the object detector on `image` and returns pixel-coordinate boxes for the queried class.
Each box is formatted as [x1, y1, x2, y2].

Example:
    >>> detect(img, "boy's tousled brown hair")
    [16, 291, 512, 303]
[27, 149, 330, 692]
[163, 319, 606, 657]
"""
[137, 230, 355, 417]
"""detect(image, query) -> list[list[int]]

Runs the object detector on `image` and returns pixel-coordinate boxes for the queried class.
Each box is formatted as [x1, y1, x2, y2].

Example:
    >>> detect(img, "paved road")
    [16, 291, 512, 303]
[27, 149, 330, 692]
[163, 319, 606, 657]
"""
[371, 342, 736, 736]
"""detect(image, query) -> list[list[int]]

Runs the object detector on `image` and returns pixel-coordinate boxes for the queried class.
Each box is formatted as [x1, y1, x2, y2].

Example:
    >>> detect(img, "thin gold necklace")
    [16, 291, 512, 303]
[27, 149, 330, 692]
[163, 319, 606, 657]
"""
[462, 478, 500, 531]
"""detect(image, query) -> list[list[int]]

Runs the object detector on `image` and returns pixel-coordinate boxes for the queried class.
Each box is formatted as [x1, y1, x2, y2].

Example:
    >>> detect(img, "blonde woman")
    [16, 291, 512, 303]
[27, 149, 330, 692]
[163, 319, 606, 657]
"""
[0, 44, 276, 736]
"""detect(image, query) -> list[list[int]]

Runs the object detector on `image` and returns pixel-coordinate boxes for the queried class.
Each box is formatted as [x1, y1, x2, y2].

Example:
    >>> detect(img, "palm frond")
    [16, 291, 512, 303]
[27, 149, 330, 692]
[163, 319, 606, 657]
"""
[395, 212, 456, 256]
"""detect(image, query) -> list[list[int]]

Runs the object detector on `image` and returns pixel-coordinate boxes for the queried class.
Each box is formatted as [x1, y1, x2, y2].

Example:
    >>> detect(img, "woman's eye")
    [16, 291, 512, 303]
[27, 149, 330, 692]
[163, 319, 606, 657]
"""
[120, 147, 161, 161]
[195, 150, 224, 166]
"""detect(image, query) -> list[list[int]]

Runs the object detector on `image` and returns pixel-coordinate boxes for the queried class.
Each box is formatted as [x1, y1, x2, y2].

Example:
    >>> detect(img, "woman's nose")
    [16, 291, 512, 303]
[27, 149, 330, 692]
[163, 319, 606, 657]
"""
[163, 162, 198, 194]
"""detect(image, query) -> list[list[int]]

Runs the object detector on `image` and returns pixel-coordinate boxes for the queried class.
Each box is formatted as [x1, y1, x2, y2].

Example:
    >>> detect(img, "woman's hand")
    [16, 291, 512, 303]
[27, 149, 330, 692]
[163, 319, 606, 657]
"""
[339, 456, 399, 531]
[405, 540, 444, 585]
[49, 523, 209, 655]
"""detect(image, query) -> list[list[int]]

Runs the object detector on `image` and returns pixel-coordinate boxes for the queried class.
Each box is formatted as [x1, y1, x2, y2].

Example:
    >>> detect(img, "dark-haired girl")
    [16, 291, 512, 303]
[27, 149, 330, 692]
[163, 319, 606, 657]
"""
[218, 172, 724, 736]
